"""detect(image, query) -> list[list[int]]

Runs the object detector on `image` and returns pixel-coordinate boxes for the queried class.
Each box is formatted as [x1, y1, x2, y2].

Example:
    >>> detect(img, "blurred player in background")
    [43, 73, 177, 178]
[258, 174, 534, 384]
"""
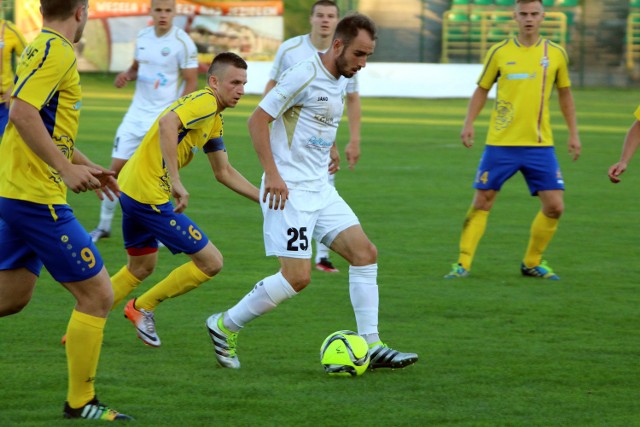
[264, 0, 362, 273]
[0, 0, 132, 420]
[112, 53, 259, 348]
[89, 0, 198, 242]
[207, 14, 418, 371]
[0, 19, 26, 137]
[608, 106, 640, 183]
[444, 0, 581, 280]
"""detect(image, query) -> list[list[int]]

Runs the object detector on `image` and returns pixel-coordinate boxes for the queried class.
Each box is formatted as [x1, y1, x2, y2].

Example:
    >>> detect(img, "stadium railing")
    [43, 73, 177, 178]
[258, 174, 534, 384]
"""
[441, 10, 567, 63]
[626, 11, 640, 72]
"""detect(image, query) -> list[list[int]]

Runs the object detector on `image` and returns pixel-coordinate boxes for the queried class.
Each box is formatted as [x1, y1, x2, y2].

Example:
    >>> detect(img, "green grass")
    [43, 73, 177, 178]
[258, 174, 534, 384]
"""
[1, 74, 639, 426]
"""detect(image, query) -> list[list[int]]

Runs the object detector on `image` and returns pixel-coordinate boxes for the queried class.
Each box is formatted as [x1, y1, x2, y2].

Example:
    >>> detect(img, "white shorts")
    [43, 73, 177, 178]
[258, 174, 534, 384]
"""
[111, 118, 152, 160]
[261, 181, 359, 259]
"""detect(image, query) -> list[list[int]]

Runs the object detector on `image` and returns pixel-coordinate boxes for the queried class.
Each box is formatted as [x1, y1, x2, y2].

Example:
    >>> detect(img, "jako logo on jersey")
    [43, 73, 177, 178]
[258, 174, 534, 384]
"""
[317, 96, 328, 101]
[161, 47, 171, 56]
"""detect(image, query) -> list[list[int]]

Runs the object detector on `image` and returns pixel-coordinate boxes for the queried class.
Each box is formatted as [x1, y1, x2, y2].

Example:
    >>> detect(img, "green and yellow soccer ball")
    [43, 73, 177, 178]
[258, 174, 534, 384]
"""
[320, 330, 370, 376]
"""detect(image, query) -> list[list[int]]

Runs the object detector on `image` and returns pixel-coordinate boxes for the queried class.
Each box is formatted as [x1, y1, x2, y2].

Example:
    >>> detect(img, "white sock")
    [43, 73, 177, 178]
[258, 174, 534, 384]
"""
[225, 272, 297, 331]
[315, 241, 330, 263]
[349, 264, 379, 341]
[98, 197, 118, 231]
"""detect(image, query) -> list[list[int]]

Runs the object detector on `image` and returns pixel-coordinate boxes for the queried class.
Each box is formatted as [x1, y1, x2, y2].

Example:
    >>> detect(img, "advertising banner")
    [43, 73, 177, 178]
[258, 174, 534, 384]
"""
[15, 0, 283, 72]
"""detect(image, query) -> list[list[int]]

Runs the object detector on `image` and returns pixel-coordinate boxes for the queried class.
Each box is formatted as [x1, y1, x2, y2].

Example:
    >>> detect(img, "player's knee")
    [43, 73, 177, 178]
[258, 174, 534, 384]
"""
[544, 203, 564, 219]
[129, 264, 155, 281]
[194, 249, 223, 277]
[350, 241, 377, 266]
[285, 272, 311, 292]
[200, 257, 223, 277]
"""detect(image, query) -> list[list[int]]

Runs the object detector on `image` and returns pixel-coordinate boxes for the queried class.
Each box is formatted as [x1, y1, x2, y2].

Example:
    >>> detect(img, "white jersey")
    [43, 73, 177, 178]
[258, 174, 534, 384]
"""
[122, 26, 198, 128]
[269, 34, 358, 94]
[260, 54, 349, 191]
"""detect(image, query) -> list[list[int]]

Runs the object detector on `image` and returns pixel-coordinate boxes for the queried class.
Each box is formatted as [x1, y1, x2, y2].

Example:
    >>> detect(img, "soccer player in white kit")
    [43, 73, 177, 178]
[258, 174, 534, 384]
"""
[90, 0, 198, 242]
[264, 0, 362, 273]
[207, 13, 418, 370]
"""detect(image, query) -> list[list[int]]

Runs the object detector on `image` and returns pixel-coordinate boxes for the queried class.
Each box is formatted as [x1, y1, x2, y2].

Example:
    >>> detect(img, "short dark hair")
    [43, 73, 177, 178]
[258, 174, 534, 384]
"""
[207, 52, 248, 78]
[311, 0, 339, 16]
[40, 0, 87, 20]
[334, 13, 377, 47]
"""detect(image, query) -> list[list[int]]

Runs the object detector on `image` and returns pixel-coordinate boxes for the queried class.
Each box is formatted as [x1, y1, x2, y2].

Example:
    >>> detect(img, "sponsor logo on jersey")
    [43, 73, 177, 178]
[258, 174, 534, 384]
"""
[306, 136, 333, 150]
[506, 72, 536, 80]
[314, 114, 336, 126]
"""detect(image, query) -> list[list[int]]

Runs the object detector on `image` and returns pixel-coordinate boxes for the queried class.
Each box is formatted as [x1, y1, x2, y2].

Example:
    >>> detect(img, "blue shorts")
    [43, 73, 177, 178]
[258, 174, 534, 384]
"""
[473, 146, 565, 195]
[0, 197, 104, 282]
[119, 192, 209, 255]
[0, 103, 9, 136]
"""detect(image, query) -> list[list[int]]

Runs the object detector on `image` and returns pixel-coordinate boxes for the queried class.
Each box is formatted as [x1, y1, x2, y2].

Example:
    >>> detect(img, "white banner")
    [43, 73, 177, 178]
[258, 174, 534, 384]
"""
[246, 62, 496, 99]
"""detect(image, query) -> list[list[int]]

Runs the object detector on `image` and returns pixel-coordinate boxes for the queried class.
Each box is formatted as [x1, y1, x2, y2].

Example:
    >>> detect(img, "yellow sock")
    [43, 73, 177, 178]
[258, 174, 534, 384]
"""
[66, 310, 106, 408]
[111, 266, 142, 310]
[136, 261, 212, 311]
[458, 207, 489, 270]
[523, 211, 558, 268]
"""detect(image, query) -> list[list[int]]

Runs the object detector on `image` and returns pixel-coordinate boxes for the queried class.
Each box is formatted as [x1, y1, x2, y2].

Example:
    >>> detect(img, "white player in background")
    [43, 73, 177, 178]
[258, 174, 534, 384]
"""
[90, 0, 198, 242]
[263, 0, 362, 273]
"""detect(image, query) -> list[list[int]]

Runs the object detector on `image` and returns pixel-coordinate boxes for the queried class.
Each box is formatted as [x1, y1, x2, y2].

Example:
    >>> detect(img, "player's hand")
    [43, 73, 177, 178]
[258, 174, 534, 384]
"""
[114, 72, 131, 88]
[344, 140, 360, 170]
[568, 135, 581, 161]
[1, 88, 11, 104]
[60, 164, 105, 194]
[92, 167, 120, 201]
[329, 146, 341, 175]
[171, 180, 190, 213]
[460, 124, 475, 148]
[263, 172, 288, 210]
[608, 162, 627, 183]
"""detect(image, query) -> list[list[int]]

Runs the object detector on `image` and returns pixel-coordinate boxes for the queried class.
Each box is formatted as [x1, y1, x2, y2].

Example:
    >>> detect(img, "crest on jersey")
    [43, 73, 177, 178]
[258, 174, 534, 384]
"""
[540, 56, 549, 68]
[161, 47, 171, 57]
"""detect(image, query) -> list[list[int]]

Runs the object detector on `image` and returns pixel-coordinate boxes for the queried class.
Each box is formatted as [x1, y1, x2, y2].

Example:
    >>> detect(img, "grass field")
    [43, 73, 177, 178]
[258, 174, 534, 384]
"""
[1, 73, 639, 426]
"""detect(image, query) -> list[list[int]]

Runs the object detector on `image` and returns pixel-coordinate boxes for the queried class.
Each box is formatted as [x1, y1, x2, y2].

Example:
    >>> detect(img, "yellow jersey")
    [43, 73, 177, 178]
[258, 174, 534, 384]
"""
[0, 28, 82, 205]
[118, 87, 224, 205]
[478, 37, 570, 147]
[0, 20, 26, 99]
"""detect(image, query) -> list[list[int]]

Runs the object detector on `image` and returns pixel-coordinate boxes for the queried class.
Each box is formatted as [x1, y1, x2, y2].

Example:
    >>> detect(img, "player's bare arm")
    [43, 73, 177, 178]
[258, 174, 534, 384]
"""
[461, 86, 489, 148]
[609, 119, 640, 183]
[207, 150, 260, 202]
[344, 91, 362, 169]
[248, 106, 288, 210]
[180, 67, 199, 96]
[114, 60, 139, 88]
[557, 86, 581, 161]
[329, 143, 340, 175]
[9, 98, 101, 193]
[158, 110, 189, 212]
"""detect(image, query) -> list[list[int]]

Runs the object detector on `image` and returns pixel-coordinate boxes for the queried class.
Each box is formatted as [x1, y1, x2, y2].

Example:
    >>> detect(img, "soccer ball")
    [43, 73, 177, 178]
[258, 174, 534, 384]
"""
[320, 330, 370, 376]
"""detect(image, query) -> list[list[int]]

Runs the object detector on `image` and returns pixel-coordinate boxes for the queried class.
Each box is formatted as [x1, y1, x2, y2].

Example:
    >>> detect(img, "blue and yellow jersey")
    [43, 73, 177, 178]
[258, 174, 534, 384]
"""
[478, 37, 570, 147]
[0, 28, 81, 205]
[634, 105, 640, 121]
[118, 87, 224, 205]
[0, 20, 27, 99]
